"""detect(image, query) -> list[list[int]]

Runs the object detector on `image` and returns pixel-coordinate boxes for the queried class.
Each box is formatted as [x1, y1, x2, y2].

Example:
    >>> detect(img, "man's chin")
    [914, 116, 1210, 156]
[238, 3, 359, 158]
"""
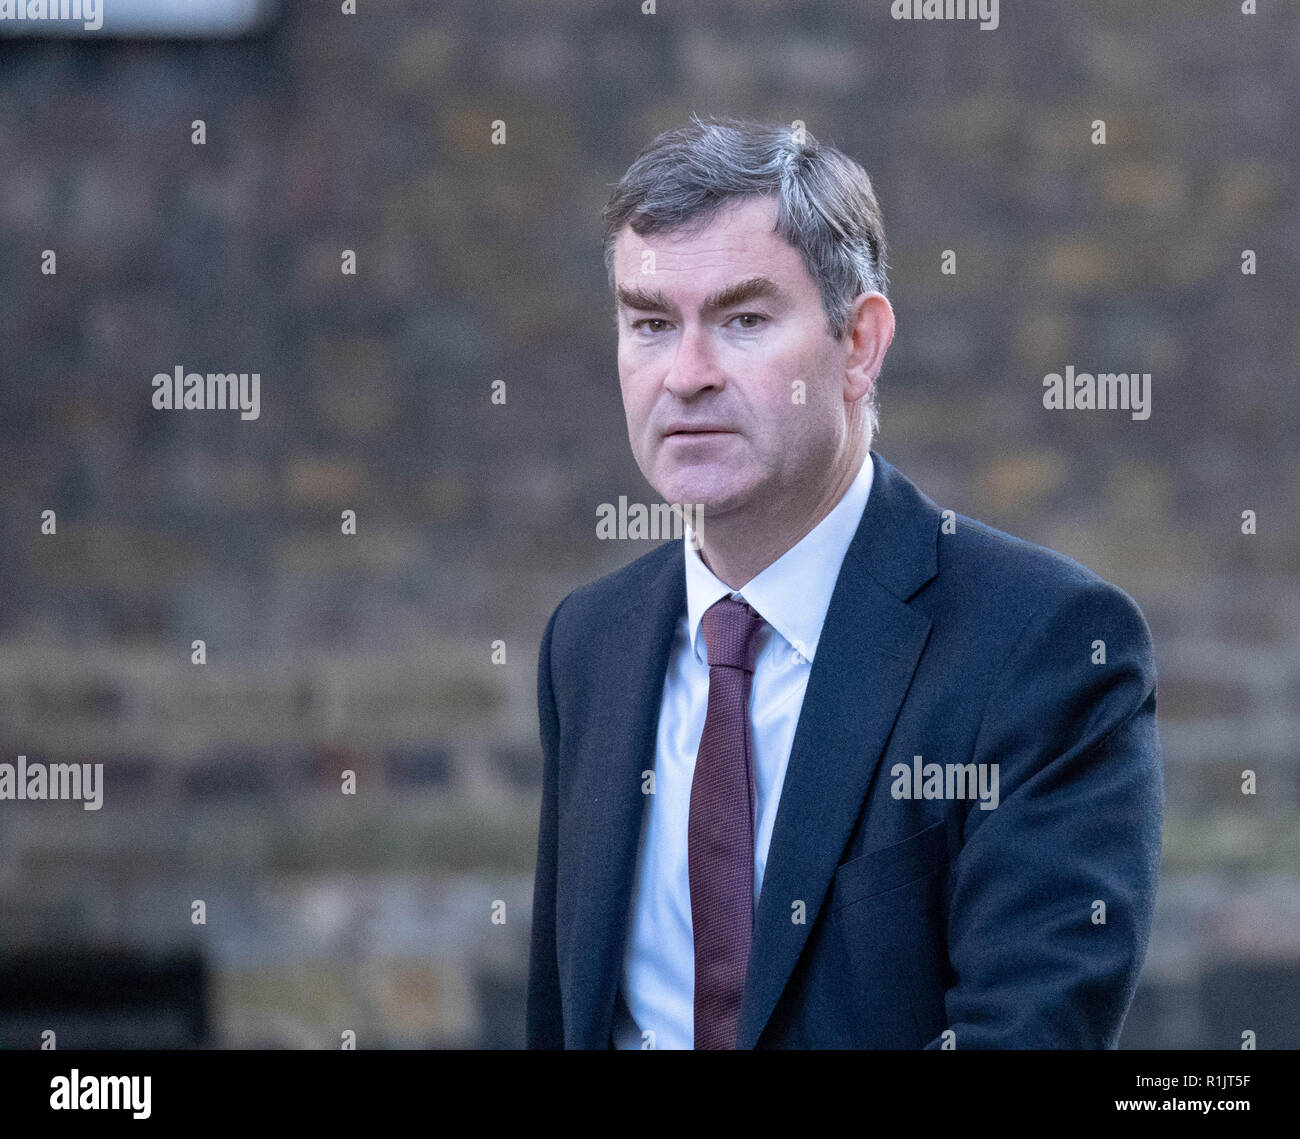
[652, 471, 755, 518]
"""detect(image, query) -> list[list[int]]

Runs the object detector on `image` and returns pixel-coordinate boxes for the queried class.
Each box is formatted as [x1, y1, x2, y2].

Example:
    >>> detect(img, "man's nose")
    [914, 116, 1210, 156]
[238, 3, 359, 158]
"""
[662, 324, 722, 399]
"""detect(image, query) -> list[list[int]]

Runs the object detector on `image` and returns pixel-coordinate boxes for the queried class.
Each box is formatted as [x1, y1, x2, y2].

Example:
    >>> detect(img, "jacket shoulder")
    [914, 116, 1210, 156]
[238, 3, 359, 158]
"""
[936, 511, 1152, 647]
[543, 538, 681, 641]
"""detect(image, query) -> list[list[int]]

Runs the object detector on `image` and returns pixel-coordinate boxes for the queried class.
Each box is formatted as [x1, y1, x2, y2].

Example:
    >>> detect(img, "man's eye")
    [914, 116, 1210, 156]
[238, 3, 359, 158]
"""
[730, 313, 767, 329]
[632, 318, 669, 333]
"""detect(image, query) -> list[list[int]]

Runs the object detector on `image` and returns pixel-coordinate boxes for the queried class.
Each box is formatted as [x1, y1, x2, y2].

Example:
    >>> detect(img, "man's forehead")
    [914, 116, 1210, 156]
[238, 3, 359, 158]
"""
[613, 196, 780, 264]
[611, 199, 805, 303]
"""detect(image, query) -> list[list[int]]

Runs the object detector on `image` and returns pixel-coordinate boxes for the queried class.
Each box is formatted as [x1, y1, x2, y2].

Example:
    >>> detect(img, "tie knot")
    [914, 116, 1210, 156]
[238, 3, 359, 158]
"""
[700, 597, 766, 672]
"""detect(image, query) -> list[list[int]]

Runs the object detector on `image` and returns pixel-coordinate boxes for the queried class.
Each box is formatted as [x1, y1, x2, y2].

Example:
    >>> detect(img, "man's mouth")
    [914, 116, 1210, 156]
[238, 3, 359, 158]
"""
[664, 424, 736, 437]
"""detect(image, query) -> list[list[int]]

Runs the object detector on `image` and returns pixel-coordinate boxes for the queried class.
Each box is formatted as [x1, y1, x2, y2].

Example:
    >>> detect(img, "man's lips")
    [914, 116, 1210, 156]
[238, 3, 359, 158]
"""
[663, 424, 737, 436]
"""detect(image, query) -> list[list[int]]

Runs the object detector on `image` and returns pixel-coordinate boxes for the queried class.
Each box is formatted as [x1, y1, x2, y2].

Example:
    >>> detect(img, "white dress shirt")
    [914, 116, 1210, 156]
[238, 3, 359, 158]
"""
[611, 451, 875, 1049]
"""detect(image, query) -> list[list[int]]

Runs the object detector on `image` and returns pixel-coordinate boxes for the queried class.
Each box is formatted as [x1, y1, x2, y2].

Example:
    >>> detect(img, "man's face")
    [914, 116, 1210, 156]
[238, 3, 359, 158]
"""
[613, 195, 856, 521]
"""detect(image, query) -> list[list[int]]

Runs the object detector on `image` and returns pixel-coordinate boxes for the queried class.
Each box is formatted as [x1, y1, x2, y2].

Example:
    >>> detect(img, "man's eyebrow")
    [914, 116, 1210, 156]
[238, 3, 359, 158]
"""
[701, 276, 786, 313]
[615, 276, 788, 315]
[615, 283, 674, 313]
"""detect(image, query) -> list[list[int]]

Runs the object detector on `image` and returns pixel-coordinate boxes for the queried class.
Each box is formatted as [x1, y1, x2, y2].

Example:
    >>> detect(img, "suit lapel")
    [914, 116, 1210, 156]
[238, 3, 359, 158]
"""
[565, 542, 685, 1049]
[735, 452, 940, 1048]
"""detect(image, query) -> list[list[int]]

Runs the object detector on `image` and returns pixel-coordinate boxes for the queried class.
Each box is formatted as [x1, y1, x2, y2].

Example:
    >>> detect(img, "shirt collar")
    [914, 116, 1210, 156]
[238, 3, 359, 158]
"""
[683, 450, 875, 665]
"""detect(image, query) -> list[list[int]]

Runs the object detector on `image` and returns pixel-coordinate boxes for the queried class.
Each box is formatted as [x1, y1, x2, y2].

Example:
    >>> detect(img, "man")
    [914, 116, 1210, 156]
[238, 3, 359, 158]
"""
[526, 116, 1163, 1049]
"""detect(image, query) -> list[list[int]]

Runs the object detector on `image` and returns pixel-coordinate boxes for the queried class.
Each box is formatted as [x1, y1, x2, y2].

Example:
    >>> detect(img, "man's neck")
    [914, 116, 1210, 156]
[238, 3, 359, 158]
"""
[695, 443, 868, 589]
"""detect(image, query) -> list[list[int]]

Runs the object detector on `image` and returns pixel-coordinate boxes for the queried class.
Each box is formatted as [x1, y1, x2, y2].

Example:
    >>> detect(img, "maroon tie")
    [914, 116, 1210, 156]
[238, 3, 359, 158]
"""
[690, 596, 767, 1049]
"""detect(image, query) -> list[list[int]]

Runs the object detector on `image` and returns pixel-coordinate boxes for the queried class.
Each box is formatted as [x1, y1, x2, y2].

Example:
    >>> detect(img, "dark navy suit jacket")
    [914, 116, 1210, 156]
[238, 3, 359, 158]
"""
[526, 451, 1163, 1049]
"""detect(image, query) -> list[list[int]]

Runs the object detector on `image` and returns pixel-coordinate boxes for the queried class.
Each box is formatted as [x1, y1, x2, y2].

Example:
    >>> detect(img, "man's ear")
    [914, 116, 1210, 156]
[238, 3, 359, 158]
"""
[843, 292, 895, 406]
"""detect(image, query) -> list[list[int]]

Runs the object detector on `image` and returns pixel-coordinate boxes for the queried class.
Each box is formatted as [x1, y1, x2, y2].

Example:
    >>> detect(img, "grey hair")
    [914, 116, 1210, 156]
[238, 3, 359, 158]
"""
[602, 114, 889, 437]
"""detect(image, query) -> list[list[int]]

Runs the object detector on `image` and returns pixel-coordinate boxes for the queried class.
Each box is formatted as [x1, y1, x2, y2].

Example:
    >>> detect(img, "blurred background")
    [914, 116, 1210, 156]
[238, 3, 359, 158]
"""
[0, 0, 1297, 1048]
